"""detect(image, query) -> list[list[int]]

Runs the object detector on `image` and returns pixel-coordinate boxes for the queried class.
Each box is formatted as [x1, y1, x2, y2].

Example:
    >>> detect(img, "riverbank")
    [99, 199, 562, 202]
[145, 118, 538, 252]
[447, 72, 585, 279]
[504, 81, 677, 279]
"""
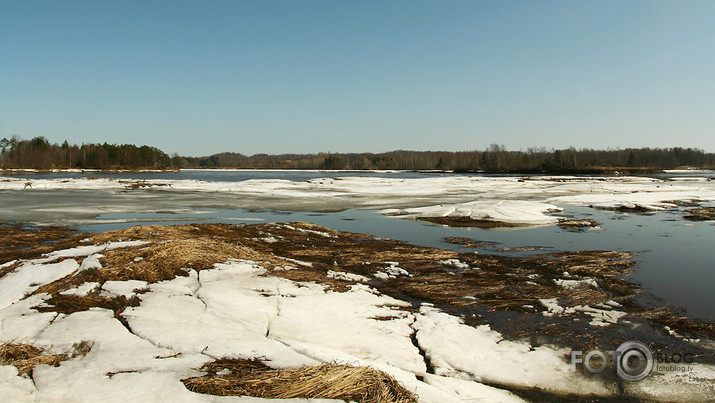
[0, 222, 713, 401]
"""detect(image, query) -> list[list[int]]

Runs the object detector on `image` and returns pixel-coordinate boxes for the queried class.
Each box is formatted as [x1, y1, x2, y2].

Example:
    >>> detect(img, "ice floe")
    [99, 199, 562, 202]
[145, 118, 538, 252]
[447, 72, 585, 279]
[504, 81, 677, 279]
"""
[382, 200, 563, 226]
[539, 298, 628, 327]
[373, 262, 411, 280]
[3, 174, 715, 226]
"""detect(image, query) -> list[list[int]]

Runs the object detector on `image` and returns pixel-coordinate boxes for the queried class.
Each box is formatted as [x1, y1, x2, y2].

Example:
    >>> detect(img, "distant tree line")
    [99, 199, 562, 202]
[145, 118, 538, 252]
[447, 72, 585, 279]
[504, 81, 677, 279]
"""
[1, 136, 713, 172]
[0, 136, 172, 170]
[176, 144, 714, 173]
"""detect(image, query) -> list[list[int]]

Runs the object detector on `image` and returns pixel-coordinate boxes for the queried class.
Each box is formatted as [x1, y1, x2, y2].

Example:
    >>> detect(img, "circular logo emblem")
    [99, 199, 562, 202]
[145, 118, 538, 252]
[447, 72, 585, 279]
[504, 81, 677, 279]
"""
[615, 341, 653, 382]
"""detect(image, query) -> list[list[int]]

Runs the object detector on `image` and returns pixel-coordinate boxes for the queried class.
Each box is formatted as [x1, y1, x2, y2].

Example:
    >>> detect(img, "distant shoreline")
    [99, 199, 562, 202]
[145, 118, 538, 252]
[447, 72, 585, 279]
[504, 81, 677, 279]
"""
[2, 137, 713, 173]
[5, 166, 714, 176]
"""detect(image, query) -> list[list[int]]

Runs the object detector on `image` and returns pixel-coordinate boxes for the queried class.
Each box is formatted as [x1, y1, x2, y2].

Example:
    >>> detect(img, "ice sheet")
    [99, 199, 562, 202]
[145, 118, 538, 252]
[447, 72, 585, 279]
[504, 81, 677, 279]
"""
[3, 175, 714, 225]
[1, 239, 713, 401]
[382, 200, 563, 225]
[412, 306, 615, 396]
[0, 259, 79, 309]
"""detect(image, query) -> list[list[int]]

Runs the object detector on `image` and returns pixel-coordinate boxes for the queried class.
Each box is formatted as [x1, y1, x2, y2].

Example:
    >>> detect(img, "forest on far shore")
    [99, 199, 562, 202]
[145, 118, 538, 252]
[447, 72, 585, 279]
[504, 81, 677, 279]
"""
[1, 136, 713, 173]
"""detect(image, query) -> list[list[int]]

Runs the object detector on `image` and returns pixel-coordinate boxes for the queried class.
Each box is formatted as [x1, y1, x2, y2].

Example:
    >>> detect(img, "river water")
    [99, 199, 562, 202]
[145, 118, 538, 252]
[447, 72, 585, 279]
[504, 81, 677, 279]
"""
[1, 169, 713, 322]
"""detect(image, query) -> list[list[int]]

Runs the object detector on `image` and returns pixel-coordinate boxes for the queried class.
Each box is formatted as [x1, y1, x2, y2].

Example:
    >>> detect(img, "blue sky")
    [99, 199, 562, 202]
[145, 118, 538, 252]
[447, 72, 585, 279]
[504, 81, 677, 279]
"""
[1, 1, 714, 156]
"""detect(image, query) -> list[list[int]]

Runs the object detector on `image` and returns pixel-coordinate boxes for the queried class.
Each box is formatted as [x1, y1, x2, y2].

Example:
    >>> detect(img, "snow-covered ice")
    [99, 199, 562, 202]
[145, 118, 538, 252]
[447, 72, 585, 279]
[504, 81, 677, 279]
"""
[1, 237, 713, 401]
[412, 306, 615, 396]
[0, 260, 79, 309]
[0, 241, 150, 309]
[102, 280, 149, 298]
[382, 200, 563, 226]
[2, 174, 715, 226]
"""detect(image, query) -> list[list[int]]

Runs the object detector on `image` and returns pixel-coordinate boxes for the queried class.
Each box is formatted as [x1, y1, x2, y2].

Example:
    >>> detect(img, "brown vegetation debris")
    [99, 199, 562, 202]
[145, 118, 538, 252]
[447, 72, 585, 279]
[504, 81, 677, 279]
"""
[118, 179, 171, 190]
[182, 358, 418, 403]
[70, 341, 94, 358]
[4, 221, 712, 357]
[34, 293, 141, 318]
[443, 237, 500, 248]
[0, 342, 68, 376]
[498, 246, 551, 252]
[557, 219, 600, 232]
[683, 207, 715, 221]
[664, 199, 701, 207]
[639, 306, 715, 340]
[0, 223, 80, 266]
[418, 216, 528, 228]
[99, 238, 263, 283]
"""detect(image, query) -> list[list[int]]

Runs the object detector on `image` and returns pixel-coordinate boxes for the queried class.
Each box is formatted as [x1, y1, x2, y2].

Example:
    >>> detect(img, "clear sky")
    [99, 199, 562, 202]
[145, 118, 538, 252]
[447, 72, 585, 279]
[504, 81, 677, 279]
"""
[1, 1, 714, 156]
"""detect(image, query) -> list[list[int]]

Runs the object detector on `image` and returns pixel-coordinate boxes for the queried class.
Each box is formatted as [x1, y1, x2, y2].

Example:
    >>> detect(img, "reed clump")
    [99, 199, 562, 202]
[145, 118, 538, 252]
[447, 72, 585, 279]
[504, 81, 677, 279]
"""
[182, 358, 418, 403]
[0, 342, 67, 376]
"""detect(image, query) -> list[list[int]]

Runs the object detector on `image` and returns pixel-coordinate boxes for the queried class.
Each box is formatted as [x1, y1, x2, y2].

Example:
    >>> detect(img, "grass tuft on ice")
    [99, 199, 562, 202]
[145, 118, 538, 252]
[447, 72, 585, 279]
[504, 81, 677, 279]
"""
[99, 238, 264, 282]
[182, 358, 418, 403]
[34, 293, 141, 317]
[0, 341, 67, 376]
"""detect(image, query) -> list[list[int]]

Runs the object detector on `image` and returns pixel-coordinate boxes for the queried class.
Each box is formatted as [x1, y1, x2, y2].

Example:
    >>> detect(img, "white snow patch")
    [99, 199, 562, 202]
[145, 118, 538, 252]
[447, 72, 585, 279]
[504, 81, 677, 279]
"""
[569, 305, 628, 327]
[539, 298, 565, 317]
[0, 294, 58, 341]
[0, 260, 18, 269]
[0, 259, 79, 309]
[423, 374, 526, 403]
[373, 262, 411, 280]
[79, 254, 103, 272]
[272, 265, 299, 271]
[44, 241, 149, 262]
[102, 280, 149, 298]
[0, 366, 37, 402]
[539, 299, 627, 327]
[623, 361, 715, 401]
[30, 309, 217, 402]
[554, 278, 599, 290]
[295, 228, 336, 238]
[60, 282, 100, 297]
[383, 200, 563, 225]
[439, 259, 471, 270]
[279, 257, 313, 267]
[326, 270, 370, 283]
[412, 306, 615, 396]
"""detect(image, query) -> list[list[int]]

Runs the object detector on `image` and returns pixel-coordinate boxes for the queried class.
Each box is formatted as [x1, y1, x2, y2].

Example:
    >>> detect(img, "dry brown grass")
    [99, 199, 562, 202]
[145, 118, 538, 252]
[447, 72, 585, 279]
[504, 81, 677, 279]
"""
[0, 223, 80, 270]
[99, 238, 265, 282]
[33, 229, 285, 298]
[443, 237, 500, 248]
[182, 358, 417, 403]
[683, 206, 715, 221]
[5, 221, 711, 359]
[91, 225, 287, 283]
[34, 294, 141, 317]
[0, 342, 67, 376]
